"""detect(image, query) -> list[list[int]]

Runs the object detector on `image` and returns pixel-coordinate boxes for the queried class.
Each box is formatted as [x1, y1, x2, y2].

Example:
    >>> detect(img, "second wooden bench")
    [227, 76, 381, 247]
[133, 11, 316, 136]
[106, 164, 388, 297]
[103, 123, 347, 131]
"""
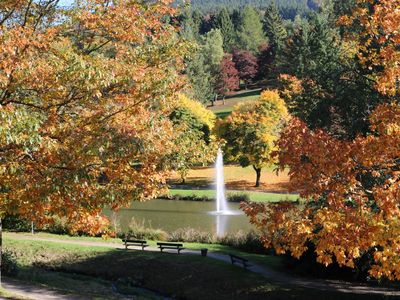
[229, 254, 252, 269]
[157, 242, 185, 254]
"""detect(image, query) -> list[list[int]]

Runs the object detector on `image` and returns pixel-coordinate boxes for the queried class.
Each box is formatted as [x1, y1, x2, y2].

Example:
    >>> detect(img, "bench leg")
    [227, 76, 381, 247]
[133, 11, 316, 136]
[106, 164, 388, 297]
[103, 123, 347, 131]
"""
[125, 242, 128, 250]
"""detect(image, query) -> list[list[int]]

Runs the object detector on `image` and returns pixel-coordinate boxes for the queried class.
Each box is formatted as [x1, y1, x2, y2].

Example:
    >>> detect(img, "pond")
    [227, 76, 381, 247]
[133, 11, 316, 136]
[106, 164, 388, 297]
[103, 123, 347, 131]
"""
[103, 199, 254, 236]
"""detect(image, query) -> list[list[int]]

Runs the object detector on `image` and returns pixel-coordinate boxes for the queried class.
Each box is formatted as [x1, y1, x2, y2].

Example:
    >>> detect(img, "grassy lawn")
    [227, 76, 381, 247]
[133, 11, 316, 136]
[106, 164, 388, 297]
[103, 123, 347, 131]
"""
[169, 164, 291, 193]
[3, 236, 395, 300]
[209, 89, 261, 118]
[168, 188, 299, 202]
[0, 288, 30, 300]
[3, 231, 286, 272]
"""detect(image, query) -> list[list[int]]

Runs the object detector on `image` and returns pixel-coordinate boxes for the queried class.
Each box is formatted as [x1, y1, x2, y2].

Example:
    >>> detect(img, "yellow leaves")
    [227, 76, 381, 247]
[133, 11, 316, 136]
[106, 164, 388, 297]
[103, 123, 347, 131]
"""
[175, 93, 216, 130]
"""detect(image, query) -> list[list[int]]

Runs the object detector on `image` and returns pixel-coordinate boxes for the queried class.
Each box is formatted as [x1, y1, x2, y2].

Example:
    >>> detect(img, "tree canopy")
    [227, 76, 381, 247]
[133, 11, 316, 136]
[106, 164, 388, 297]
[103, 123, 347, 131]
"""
[216, 90, 288, 187]
[0, 0, 189, 233]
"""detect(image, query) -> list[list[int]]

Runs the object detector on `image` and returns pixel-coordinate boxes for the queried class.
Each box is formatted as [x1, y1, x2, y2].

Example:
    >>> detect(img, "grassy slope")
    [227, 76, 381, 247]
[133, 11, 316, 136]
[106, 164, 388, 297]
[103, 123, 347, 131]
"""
[3, 236, 394, 300]
[0, 288, 30, 300]
[168, 188, 299, 202]
[3, 232, 286, 271]
[169, 164, 292, 193]
[209, 89, 261, 118]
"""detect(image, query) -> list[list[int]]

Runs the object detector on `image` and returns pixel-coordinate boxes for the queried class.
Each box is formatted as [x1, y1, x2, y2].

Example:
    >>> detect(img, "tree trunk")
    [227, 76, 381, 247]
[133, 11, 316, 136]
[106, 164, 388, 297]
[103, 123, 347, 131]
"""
[0, 217, 2, 287]
[253, 166, 261, 187]
[222, 95, 225, 105]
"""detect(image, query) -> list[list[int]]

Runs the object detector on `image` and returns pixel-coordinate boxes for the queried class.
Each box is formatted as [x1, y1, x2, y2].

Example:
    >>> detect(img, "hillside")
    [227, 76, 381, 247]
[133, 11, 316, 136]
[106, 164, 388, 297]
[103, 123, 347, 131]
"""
[190, 0, 321, 17]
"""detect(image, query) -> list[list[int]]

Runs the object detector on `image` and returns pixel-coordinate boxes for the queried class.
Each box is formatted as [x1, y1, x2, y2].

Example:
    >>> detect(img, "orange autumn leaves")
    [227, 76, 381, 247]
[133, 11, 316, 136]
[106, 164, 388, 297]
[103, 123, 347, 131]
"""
[338, 0, 400, 96]
[0, 1, 188, 235]
[242, 102, 400, 279]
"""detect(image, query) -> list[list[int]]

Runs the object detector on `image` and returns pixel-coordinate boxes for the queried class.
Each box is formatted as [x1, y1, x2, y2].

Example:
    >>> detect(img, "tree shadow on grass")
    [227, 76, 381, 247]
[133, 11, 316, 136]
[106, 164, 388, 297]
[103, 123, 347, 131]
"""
[14, 249, 400, 300]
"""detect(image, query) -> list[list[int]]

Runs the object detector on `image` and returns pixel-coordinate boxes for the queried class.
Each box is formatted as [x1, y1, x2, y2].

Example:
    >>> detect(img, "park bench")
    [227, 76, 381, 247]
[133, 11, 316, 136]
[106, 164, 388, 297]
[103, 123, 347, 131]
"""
[122, 238, 149, 250]
[229, 254, 252, 269]
[157, 242, 185, 254]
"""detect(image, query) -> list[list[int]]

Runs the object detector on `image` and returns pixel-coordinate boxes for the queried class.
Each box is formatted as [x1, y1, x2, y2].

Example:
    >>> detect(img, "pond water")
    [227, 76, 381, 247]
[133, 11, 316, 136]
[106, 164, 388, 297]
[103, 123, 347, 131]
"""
[103, 199, 253, 235]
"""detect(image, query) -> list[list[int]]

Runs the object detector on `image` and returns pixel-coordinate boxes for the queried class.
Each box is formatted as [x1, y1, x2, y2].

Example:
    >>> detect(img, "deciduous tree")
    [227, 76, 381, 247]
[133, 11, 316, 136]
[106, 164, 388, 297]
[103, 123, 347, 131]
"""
[242, 102, 400, 280]
[216, 54, 239, 102]
[0, 0, 189, 283]
[216, 90, 288, 187]
[169, 94, 216, 183]
[232, 49, 258, 89]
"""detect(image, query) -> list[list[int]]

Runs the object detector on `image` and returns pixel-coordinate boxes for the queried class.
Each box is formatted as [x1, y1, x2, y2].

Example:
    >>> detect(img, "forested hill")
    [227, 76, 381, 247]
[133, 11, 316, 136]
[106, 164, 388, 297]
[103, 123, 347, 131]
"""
[190, 0, 321, 18]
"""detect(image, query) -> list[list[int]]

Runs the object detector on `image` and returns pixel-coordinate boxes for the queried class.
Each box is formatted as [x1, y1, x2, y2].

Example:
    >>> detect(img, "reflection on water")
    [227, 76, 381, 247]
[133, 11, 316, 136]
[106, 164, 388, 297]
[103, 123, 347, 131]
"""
[104, 199, 253, 235]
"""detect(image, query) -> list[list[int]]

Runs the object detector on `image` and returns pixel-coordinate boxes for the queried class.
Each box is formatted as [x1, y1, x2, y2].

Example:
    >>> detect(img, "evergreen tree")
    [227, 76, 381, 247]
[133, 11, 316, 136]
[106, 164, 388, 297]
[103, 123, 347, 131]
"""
[280, 10, 386, 138]
[192, 9, 203, 38]
[202, 29, 225, 76]
[263, 5, 287, 54]
[216, 8, 236, 52]
[202, 29, 225, 104]
[258, 5, 288, 80]
[180, 8, 197, 40]
[186, 52, 214, 104]
[236, 6, 266, 53]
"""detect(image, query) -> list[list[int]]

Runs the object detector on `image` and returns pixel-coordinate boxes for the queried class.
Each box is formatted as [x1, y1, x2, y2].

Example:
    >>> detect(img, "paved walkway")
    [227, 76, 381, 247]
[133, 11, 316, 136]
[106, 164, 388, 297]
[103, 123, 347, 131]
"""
[3, 234, 400, 298]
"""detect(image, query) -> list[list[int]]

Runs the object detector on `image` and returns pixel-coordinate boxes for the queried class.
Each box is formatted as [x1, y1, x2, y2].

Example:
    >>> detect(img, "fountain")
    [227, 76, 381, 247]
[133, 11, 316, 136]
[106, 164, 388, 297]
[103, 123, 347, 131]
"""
[215, 148, 228, 213]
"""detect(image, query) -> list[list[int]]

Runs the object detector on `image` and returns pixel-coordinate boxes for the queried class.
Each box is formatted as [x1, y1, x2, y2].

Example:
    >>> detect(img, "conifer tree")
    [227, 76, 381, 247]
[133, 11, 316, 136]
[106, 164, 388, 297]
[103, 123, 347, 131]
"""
[236, 6, 266, 53]
[216, 8, 236, 52]
[263, 5, 287, 54]
[186, 52, 214, 104]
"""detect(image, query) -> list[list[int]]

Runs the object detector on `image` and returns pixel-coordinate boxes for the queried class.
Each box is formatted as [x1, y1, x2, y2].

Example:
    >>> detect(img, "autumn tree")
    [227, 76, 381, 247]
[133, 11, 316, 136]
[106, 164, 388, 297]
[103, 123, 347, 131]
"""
[169, 94, 216, 183]
[232, 49, 258, 89]
[0, 0, 189, 283]
[242, 102, 400, 280]
[216, 54, 239, 102]
[216, 90, 288, 187]
[242, 0, 400, 281]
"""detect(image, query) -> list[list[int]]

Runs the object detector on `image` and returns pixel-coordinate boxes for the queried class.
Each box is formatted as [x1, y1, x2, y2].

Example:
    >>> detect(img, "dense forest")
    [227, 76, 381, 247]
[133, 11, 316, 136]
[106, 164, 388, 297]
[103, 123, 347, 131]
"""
[190, 0, 322, 18]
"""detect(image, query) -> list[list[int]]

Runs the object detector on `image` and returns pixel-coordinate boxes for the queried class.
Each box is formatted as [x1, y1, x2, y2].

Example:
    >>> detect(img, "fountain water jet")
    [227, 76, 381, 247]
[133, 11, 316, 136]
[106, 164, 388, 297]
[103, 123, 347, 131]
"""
[215, 148, 228, 213]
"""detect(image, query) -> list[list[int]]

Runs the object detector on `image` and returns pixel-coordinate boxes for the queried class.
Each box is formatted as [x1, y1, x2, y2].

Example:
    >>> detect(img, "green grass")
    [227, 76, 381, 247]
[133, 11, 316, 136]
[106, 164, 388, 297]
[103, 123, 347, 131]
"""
[209, 89, 261, 118]
[0, 288, 30, 300]
[168, 188, 299, 202]
[3, 237, 396, 300]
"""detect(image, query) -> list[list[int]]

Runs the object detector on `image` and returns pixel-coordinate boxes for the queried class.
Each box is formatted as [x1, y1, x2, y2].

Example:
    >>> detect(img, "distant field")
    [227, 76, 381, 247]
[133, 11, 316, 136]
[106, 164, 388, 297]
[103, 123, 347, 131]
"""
[170, 164, 291, 193]
[209, 89, 261, 118]
[168, 188, 299, 202]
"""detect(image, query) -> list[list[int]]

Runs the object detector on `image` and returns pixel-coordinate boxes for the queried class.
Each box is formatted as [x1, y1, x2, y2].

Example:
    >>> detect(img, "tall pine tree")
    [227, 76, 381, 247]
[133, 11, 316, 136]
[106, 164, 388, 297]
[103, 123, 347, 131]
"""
[216, 7, 236, 52]
[236, 6, 266, 53]
[263, 5, 287, 54]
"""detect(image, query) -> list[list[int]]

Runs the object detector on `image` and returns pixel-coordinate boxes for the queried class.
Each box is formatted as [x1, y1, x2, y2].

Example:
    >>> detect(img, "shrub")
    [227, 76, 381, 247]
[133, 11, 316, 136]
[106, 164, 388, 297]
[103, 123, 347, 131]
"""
[218, 230, 267, 253]
[168, 228, 215, 244]
[1, 250, 18, 275]
[227, 192, 250, 202]
[118, 218, 168, 241]
[2, 214, 31, 232]
[161, 194, 212, 202]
